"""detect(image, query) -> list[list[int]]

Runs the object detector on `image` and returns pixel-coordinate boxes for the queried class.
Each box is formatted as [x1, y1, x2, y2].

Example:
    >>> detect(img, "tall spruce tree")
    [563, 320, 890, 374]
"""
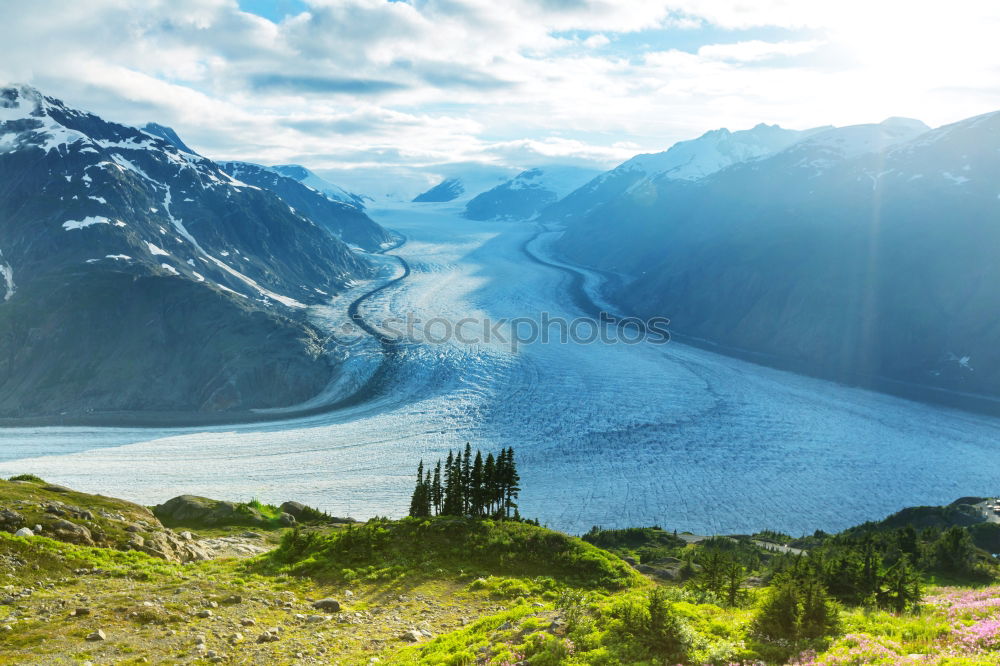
[471, 450, 484, 516]
[432, 461, 443, 515]
[461, 443, 473, 514]
[443, 450, 462, 516]
[408, 460, 432, 518]
[502, 447, 521, 518]
[484, 452, 497, 517]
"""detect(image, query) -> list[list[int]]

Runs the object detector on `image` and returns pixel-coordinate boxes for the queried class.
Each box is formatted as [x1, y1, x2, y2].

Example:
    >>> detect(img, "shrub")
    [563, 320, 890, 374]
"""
[753, 576, 840, 644]
[522, 632, 573, 665]
[7, 474, 44, 483]
[615, 587, 694, 662]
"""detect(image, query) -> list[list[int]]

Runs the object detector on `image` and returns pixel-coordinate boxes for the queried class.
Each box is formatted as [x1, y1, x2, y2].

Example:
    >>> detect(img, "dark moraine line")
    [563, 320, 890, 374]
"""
[520, 225, 654, 337]
[0, 236, 413, 429]
[347, 254, 410, 339]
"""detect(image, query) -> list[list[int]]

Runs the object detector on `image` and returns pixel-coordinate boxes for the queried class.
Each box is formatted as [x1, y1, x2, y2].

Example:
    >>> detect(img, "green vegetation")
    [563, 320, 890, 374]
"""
[6, 474, 45, 483]
[582, 525, 687, 564]
[152, 493, 345, 533]
[4, 472, 1000, 664]
[261, 516, 637, 591]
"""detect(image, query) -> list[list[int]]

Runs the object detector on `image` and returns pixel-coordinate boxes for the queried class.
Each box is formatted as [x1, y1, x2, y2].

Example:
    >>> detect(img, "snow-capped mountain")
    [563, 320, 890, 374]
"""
[463, 166, 602, 221]
[411, 166, 515, 204]
[556, 109, 1000, 407]
[219, 161, 397, 250]
[269, 164, 367, 208]
[776, 117, 930, 170]
[0, 84, 376, 418]
[541, 123, 827, 222]
[413, 177, 465, 202]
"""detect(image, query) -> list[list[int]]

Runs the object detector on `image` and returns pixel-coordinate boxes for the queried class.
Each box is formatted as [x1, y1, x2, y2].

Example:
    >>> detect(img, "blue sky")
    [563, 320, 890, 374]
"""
[2, 1, 1000, 197]
[238, 0, 309, 22]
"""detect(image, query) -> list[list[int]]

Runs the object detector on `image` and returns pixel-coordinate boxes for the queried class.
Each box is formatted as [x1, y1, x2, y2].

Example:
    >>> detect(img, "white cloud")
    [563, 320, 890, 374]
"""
[697, 39, 823, 62]
[1, 0, 999, 192]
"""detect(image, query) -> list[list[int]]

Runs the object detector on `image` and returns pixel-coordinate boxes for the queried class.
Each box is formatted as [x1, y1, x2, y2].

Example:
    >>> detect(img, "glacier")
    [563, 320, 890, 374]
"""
[1, 202, 999, 537]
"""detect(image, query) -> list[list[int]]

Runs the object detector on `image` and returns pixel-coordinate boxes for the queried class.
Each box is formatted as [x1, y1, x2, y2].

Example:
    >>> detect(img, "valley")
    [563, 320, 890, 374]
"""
[1, 203, 999, 537]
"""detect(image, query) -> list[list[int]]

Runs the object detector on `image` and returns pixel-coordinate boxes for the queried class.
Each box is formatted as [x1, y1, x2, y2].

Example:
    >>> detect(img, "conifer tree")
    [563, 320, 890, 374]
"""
[408, 460, 432, 517]
[443, 450, 463, 516]
[881, 556, 921, 613]
[432, 461, 442, 515]
[799, 577, 840, 639]
[471, 450, 484, 516]
[503, 447, 521, 518]
[461, 443, 473, 514]
[484, 452, 496, 516]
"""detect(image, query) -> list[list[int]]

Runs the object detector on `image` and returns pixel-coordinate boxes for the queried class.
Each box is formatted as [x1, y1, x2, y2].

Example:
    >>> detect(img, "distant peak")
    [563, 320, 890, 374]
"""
[880, 116, 930, 131]
[141, 122, 197, 155]
[272, 164, 311, 180]
[700, 127, 732, 138]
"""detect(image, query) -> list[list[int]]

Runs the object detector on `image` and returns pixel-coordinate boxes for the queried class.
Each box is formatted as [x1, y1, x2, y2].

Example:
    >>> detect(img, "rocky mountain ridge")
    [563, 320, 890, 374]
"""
[0, 84, 384, 417]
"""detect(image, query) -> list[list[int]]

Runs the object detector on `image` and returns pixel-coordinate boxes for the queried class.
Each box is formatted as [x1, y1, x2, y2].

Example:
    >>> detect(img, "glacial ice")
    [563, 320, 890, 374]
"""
[1, 202, 999, 537]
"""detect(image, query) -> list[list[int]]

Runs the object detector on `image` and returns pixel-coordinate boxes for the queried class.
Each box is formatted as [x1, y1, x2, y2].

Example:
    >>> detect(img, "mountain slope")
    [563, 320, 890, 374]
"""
[0, 84, 373, 418]
[140, 122, 197, 155]
[555, 113, 1000, 407]
[412, 177, 465, 203]
[269, 163, 367, 208]
[463, 166, 601, 221]
[541, 123, 827, 223]
[220, 161, 397, 251]
[412, 166, 514, 205]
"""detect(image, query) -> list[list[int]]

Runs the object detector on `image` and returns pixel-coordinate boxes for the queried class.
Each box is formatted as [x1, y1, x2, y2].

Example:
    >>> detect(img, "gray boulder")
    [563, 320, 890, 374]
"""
[51, 519, 93, 546]
[278, 501, 307, 518]
[153, 495, 266, 527]
[0, 509, 24, 530]
[126, 529, 214, 563]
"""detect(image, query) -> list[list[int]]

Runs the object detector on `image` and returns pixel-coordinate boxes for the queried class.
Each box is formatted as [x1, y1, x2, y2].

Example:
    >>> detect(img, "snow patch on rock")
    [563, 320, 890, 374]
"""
[0, 248, 14, 302]
[146, 242, 169, 257]
[63, 216, 111, 230]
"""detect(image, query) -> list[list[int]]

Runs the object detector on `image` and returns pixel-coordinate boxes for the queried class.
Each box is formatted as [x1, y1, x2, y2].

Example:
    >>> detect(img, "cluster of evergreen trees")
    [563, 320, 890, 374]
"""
[769, 524, 979, 612]
[409, 444, 521, 519]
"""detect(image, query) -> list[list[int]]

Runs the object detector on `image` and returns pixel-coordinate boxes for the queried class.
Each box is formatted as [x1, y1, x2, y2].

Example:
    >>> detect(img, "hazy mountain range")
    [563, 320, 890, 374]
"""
[551, 115, 1000, 408]
[4, 81, 1000, 417]
[463, 166, 601, 221]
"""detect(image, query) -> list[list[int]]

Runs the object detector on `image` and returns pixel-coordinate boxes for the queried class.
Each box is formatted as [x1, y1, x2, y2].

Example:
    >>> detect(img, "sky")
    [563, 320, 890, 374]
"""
[2, 0, 1000, 198]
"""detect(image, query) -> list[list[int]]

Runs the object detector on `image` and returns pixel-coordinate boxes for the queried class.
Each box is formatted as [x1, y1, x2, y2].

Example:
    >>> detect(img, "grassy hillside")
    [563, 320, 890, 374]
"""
[261, 517, 638, 590]
[2, 478, 1000, 664]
